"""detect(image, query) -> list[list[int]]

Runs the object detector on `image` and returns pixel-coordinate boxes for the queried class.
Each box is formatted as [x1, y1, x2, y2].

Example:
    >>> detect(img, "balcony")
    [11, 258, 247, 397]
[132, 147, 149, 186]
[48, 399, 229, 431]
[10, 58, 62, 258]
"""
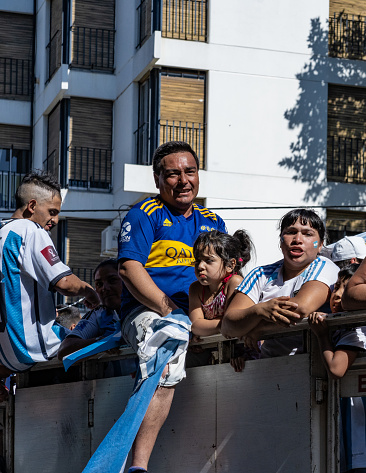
[0, 57, 31, 99]
[162, 0, 207, 42]
[0, 171, 26, 209]
[70, 25, 115, 72]
[43, 150, 59, 183]
[136, 0, 152, 48]
[160, 120, 205, 167]
[68, 146, 112, 190]
[327, 135, 366, 183]
[135, 120, 205, 168]
[46, 30, 62, 81]
[329, 12, 366, 60]
[66, 267, 94, 305]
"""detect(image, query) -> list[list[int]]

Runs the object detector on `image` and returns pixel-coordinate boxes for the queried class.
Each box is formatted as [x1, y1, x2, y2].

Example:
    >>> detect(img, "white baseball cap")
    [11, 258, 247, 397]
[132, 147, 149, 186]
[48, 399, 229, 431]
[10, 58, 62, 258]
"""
[331, 236, 366, 262]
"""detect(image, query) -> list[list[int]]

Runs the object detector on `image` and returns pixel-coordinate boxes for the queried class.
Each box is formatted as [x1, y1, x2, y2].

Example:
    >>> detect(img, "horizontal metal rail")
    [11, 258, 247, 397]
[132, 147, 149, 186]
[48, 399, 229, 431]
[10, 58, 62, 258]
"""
[26, 310, 366, 373]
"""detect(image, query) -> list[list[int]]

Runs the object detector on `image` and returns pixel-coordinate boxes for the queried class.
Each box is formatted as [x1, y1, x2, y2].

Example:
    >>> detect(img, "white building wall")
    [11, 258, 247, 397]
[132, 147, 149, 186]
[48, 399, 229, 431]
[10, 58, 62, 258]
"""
[3, 0, 366, 265]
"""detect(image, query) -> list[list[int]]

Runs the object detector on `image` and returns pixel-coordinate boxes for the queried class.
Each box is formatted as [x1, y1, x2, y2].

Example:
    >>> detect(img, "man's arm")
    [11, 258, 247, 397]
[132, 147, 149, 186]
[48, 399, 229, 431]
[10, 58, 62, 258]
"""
[119, 259, 178, 316]
[342, 258, 366, 310]
[55, 274, 99, 309]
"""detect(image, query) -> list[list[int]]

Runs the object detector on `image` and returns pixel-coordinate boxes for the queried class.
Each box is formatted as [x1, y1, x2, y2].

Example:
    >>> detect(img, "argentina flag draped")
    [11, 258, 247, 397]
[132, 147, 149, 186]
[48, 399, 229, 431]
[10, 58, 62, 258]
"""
[62, 310, 191, 473]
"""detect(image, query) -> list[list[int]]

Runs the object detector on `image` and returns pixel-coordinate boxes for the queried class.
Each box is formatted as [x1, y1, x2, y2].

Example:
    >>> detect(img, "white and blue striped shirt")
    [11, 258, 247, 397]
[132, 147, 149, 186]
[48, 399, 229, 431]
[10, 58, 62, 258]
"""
[237, 256, 339, 357]
[0, 219, 72, 372]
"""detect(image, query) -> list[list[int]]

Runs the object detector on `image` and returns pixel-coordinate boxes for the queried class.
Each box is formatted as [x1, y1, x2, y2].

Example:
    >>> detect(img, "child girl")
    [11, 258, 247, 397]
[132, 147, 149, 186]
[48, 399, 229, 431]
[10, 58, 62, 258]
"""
[308, 264, 366, 473]
[189, 229, 254, 370]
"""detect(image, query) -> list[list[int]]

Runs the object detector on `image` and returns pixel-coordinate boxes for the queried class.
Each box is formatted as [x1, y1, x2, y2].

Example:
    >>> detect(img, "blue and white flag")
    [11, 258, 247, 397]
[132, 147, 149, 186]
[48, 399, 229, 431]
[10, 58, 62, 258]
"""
[82, 309, 191, 473]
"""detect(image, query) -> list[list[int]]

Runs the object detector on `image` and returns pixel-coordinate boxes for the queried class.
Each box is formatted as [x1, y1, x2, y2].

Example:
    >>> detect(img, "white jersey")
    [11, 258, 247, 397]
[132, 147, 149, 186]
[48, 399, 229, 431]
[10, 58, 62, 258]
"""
[0, 219, 72, 372]
[237, 256, 339, 357]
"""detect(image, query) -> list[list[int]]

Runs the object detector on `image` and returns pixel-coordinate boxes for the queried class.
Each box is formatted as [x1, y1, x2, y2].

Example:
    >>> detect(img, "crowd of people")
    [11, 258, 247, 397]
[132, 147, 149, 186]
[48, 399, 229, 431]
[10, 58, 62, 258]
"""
[0, 140, 366, 472]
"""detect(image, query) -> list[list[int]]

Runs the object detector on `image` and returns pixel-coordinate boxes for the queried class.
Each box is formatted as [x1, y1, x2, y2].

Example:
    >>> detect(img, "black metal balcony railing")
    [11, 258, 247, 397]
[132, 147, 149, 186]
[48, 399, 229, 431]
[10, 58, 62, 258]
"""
[135, 120, 205, 167]
[46, 30, 62, 81]
[70, 267, 94, 287]
[0, 171, 26, 209]
[0, 57, 31, 97]
[329, 13, 366, 60]
[66, 267, 95, 305]
[136, 0, 152, 48]
[135, 122, 150, 166]
[162, 0, 207, 42]
[71, 26, 115, 71]
[160, 120, 205, 168]
[43, 150, 59, 182]
[327, 135, 366, 183]
[68, 146, 112, 190]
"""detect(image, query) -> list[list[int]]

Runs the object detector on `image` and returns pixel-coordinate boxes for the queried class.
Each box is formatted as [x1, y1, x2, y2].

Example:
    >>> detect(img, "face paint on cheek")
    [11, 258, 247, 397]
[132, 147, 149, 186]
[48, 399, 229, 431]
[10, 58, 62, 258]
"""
[313, 241, 318, 248]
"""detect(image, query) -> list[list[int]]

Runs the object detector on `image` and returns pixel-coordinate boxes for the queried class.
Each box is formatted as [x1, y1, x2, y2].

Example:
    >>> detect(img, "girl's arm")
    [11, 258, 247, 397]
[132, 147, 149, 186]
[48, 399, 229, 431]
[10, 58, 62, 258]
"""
[308, 313, 357, 379]
[225, 275, 243, 307]
[189, 282, 222, 336]
[221, 292, 299, 339]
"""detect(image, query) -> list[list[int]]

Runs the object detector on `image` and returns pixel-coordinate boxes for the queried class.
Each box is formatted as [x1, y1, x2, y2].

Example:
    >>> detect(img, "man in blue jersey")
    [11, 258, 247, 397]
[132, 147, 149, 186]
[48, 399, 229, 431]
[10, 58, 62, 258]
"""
[118, 141, 226, 473]
[0, 171, 99, 399]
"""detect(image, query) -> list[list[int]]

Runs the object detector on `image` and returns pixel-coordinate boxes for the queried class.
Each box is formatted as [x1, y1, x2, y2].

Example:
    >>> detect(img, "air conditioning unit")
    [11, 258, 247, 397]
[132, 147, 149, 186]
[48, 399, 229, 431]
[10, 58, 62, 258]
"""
[101, 225, 120, 257]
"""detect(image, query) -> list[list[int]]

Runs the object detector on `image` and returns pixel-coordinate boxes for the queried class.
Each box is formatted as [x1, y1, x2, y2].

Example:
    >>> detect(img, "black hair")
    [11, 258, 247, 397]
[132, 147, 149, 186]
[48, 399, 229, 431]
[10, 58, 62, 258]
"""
[15, 170, 61, 209]
[57, 306, 81, 329]
[279, 208, 325, 242]
[93, 258, 118, 279]
[338, 263, 360, 282]
[152, 141, 199, 175]
[193, 229, 253, 274]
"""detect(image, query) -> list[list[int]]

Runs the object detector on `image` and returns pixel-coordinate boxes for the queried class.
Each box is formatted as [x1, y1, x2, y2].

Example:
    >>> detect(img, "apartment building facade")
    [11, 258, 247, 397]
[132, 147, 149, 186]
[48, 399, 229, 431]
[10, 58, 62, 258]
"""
[0, 0, 366, 293]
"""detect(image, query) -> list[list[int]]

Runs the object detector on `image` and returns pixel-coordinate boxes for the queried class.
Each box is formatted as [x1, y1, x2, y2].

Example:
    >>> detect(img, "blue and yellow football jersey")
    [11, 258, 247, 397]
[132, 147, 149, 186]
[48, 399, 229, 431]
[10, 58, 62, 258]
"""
[118, 196, 227, 314]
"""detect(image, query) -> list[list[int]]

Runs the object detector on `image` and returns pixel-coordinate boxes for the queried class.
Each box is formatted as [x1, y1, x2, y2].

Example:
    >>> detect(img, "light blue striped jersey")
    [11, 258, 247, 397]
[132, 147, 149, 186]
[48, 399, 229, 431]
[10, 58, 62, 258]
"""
[0, 219, 72, 372]
[237, 256, 339, 305]
[237, 256, 339, 357]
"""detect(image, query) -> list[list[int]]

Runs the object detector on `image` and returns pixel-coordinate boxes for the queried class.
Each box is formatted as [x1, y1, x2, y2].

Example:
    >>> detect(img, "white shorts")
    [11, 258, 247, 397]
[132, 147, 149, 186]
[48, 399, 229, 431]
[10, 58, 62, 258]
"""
[121, 306, 187, 387]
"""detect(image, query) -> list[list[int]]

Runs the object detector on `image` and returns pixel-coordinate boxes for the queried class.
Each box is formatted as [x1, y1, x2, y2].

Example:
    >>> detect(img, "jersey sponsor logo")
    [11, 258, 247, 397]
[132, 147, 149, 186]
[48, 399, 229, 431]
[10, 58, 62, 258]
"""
[120, 221, 131, 243]
[200, 225, 216, 232]
[145, 240, 195, 268]
[163, 219, 173, 227]
[41, 246, 60, 266]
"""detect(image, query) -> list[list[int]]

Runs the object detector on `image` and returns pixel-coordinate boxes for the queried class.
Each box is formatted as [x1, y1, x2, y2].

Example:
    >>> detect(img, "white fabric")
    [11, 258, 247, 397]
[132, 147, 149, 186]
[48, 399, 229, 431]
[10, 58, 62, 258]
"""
[237, 256, 339, 357]
[0, 219, 71, 371]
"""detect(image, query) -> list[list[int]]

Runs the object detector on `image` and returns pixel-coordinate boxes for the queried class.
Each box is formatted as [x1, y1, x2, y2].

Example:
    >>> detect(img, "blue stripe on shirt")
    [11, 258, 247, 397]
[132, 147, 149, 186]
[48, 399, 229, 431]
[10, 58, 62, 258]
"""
[3, 231, 34, 364]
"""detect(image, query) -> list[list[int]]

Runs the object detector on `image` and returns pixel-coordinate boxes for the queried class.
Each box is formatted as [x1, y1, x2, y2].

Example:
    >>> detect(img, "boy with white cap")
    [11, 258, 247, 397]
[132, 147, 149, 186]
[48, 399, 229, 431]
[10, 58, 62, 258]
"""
[331, 236, 366, 269]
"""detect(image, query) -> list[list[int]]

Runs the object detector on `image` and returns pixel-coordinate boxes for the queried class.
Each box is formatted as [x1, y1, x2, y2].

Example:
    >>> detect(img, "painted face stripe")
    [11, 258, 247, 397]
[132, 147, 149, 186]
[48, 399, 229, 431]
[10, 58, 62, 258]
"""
[3, 231, 34, 364]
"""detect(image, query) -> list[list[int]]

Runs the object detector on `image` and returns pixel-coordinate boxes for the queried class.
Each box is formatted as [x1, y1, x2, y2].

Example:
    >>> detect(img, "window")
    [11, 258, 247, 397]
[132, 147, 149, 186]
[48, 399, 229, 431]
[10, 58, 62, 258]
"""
[135, 68, 206, 167]
[327, 84, 366, 183]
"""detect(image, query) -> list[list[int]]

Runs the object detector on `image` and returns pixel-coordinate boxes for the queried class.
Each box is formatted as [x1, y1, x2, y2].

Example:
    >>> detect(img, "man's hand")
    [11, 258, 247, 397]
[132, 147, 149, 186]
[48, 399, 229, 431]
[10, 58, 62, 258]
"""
[82, 285, 100, 310]
[256, 297, 299, 326]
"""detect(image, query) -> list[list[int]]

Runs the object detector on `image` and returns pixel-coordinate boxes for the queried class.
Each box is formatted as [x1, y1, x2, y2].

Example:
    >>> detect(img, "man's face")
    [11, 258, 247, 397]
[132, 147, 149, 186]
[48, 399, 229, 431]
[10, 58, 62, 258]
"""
[94, 265, 123, 310]
[154, 152, 199, 214]
[29, 194, 62, 231]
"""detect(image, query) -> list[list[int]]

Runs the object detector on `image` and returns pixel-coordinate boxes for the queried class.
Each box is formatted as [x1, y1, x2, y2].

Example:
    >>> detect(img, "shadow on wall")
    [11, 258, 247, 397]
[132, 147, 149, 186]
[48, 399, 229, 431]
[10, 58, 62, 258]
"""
[279, 17, 366, 206]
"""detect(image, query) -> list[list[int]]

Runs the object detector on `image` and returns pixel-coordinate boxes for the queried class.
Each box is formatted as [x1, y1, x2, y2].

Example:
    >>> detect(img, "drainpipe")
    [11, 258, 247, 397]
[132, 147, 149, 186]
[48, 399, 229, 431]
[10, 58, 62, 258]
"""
[31, 0, 36, 168]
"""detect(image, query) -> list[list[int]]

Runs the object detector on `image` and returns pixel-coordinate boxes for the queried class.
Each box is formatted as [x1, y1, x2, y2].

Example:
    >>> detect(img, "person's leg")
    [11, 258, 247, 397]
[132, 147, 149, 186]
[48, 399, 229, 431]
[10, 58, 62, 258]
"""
[130, 385, 175, 470]
[121, 308, 187, 471]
